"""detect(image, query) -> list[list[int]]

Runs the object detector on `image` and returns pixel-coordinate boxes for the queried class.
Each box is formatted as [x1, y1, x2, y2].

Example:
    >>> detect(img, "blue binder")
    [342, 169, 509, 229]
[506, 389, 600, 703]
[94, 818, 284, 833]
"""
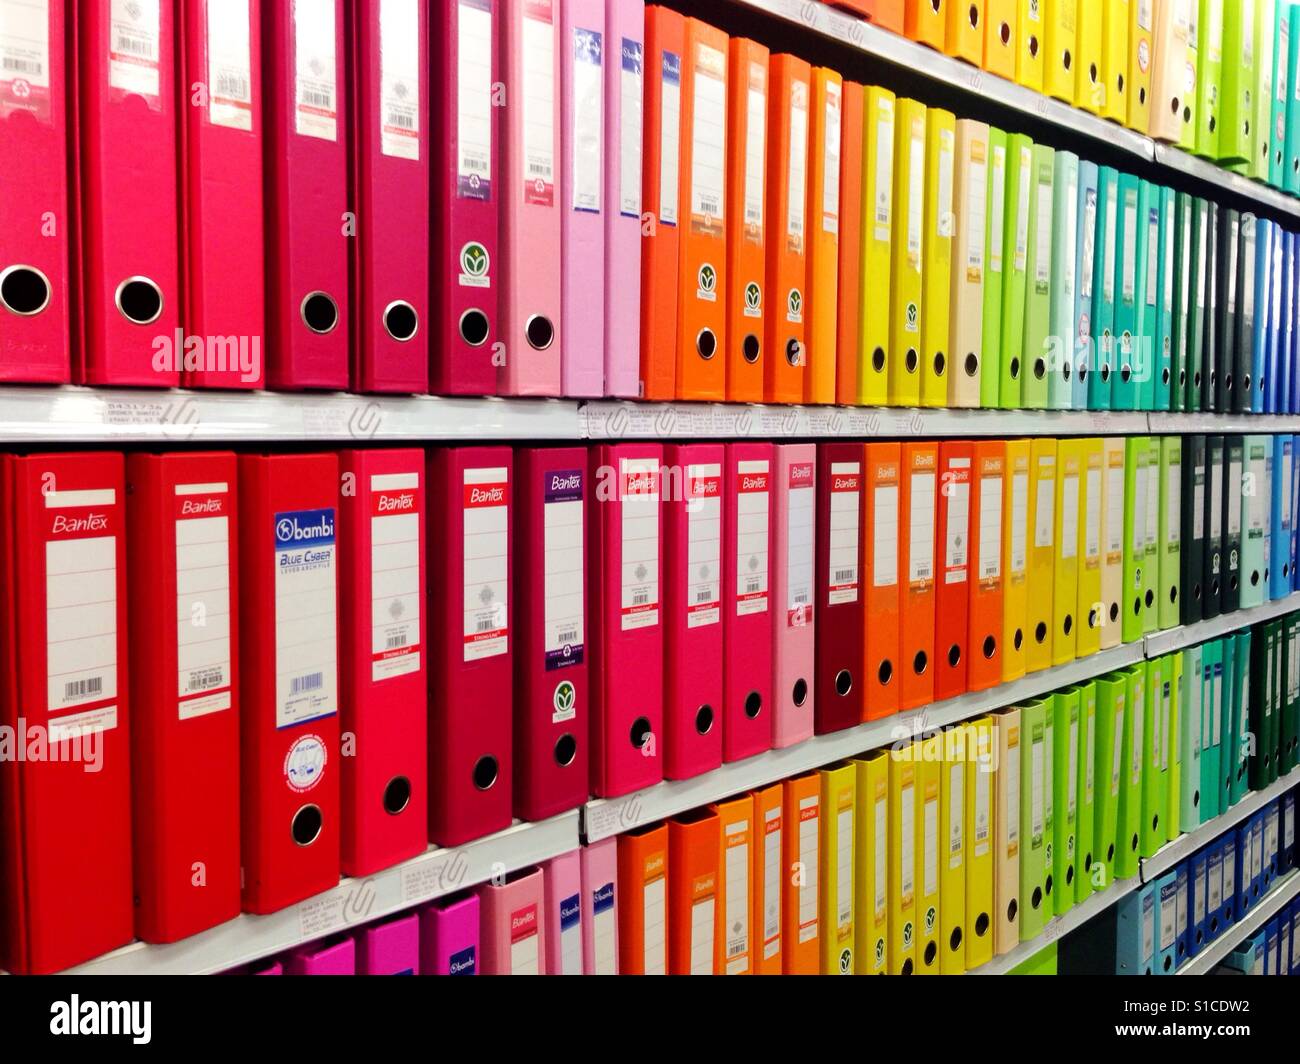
[1264, 800, 1280, 890]
[1073, 161, 1099, 409]
[1174, 861, 1191, 969]
[1206, 842, 1225, 943]
[1236, 819, 1257, 919]
[1217, 835, 1237, 938]
[1266, 918, 1281, 975]
[1266, 225, 1285, 411]
[1272, 435, 1294, 599]
[1189, 847, 1209, 957]
[1283, 791, 1298, 872]
[1090, 167, 1120, 410]
[1280, 233, 1295, 413]
[1154, 870, 1179, 974]
[1115, 882, 1157, 974]
[1293, 436, 1300, 590]
[1251, 218, 1273, 413]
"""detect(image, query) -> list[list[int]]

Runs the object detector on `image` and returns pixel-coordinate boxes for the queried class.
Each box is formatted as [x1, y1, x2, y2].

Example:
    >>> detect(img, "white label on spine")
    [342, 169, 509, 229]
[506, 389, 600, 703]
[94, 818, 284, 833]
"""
[1005, 739, 1020, 846]
[988, 144, 1005, 273]
[901, 783, 915, 896]
[685, 465, 721, 629]
[873, 483, 899, 588]
[788, 81, 808, 244]
[521, 5, 555, 199]
[643, 875, 665, 975]
[1060, 474, 1079, 559]
[734, 460, 769, 616]
[621, 458, 660, 630]
[619, 39, 642, 217]
[909, 472, 936, 585]
[463, 468, 509, 660]
[1034, 178, 1052, 283]
[936, 127, 954, 238]
[543, 469, 584, 673]
[109, 0, 160, 101]
[979, 476, 1002, 580]
[370, 473, 421, 682]
[948, 763, 964, 868]
[836, 805, 853, 929]
[822, 80, 841, 234]
[923, 793, 938, 897]
[967, 149, 987, 276]
[1228, 458, 1242, 538]
[787, 465, 814, 624]
[873, 98, 894, 242]
[1085, 467, 1101, 560]
[175, 483, 233, 719]
[1133, 463, 1148, 553]
[0, 0, 51, 119]
[1068, 718, 1078, 818]
[974, 756, 991, 856]
[798, 796, 819, 942]
[689, 44, 725, 223]
[828, 463, 860, 604]
[571, 28, 603, 213]
[295, 0, 339, 142]
[1145, 208, 1159, 307]
[273, 506, 338, 728]
[1034, 466, 1054, 549]
[907, 126, 925, 261]
[1167, 463, 1182, 545]
[1081, 187, 1096, 300]
[743, 71, 765, 228]
[943, 467, 969, 582]
[207, 0, 253, 131]
[763, 808, 781, 957]
[1103, 182, 1118, 302]
[1014, 145, 1031, 272]
[380, 0, 421, 160]
[724, 826, 750, 972]
[1122, 195, 1138, 303]
[658, 51, 679, 224]
[1063, 171, 1078, 297]
[1011, 472, 1029, 574]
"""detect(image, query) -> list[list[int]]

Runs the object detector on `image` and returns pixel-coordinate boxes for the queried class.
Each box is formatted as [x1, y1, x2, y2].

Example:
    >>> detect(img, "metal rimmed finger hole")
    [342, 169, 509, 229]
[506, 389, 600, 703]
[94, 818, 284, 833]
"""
[792, 679, 808, 707]
[871, 346, 886, 372]
[301, 291, 340, 334]
[382, 776, 411, 815]
[472, 755, 499, 791]
[1120, 363, 1132, 383]
[933, 351, 946, 377]
[785, 338, 801, 366]
[1088, 607, 1098, 629]
[630, 717, 653, 749]
[554, 733, 578, 766]
[384, 300, 419, 341]
[743, 690, 762, 719]
[0, 265, 52, 316]
[291, 804, 323, 846]
[459, 308, 490, 346]
[696, 328, 717, 360]
[695, 705, 714, 735]
[526, 313, 554, 350]
[878, 659, 893, 686]
[964, 352, 978, 376]
[743, 333, 760, 363]
[834, 669, 852, 696]
[912, 650, 927, 675]
[947, 643, 961, 667]
[115, 276, 164, 325]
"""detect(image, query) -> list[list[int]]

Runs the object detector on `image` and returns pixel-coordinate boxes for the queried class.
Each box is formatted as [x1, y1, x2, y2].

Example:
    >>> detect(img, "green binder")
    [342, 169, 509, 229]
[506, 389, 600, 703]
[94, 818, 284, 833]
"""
[1115, 664, 1146, 880]
[1021, 144, 1055, 409]
[1284, 616, 1300, 773]
[1158, 436, 1183, 630]
[1195, 0, 1224, 159]
[1220, 0, 1257, 165]
[980, 126, 1009, 408]
[1122, 436, 1150, 644]
[1222, 629, 1238, 812]
[1090, 167, 1119, 410]
[1053, 686, 1080, 915]
[1166, 651, 1183, 843]
[1092, 673, 1128, 888]
[1179, 642, 1204, 827]
[1239, 435, 1270, 608]
[1153, 186, 1176, 410]
[1019, 698, 1051, 940]
[999, 134, 1034, 408]
[1135, 181, 1158, 411]
[1249, 621, 1275, 790]
[1112, 175, 1141, 410]
[1200, 637, 1223, 824]
[1141, 656, 1170, 859]
[1230, 630, 1253, 806]
[1269, 616, 1284, 784]
[1248, 0, 1275, 180]
[1048, 150, 1078, 410]
[1076, 680, 1099, 902]
[1143, 437, 1162, 634]
[1270, 3, 1290, 188]
[1170, 192, 1193, 410]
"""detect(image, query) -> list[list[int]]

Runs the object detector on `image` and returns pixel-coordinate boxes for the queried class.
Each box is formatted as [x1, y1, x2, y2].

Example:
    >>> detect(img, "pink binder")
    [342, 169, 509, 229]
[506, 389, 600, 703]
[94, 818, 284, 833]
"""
[513, 448, 589, 821]
[580, 838, 619, 973]
[588, 443, 665, 797]
[663, 443, 724, 780]
[603, 0, 645, 396]
[337, 449, 427, 877]
[724, 443, 775, 762]
[432, 0, 499, 395]
[479, 866, 548, 974]
[560, 0, 606, 396]
[419, 893, 480, 974]
[263, 0, 350, 390]
[178, 0, 265, 389]
[772, 445, 816, 748]
[355, 913, 420, 974]
[286, 936, 355, 974]
[500, 0, 562, 395]
[0, 0, 71, 381]
[350, 0, 429, 393]
[251, 961, 283, 975]
[544, 850, 584, 975]
[72, 0, 180, 386]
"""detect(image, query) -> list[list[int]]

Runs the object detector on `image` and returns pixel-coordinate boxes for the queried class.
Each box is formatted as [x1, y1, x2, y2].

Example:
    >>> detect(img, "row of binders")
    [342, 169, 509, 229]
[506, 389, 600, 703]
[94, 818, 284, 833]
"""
[1061, 808, 1300, 974]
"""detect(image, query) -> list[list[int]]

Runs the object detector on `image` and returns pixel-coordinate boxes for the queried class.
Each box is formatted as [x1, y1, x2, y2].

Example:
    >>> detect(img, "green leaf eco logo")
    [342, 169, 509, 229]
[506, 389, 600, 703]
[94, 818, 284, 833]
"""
[698, 263, 716, 293]
[461, 242, 490, 277]
[925, 906, 936, 934]
[554, 680, 575, 714]
[745, 282, 761, 310]
[906, 302, 918, 330]
[787, 288, 802, 316]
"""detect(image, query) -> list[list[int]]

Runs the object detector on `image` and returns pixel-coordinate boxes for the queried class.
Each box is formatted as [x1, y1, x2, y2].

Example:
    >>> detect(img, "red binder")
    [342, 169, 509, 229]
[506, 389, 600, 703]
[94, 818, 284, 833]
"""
[589, 444, 665, 797]
[934, 440, 973, 702]
[723, 442, 775, 762]
[815, 443, 865, 734]
[0, 453, 133, 974]
[0, 0, 71, 381]
[513, 447, 590, 820]
[337, 448, 427, 877]
[178, 0, 265, 389]
[427, 446, 514, 844]
[126, 451, 240, 944]
[967, 440, 1005, 692]
[900, 442, 939, 711]
[263, 0, 350, 390]
[237, 453, 340, 913]
[663, 444, 724, 779]
[862, 443, 902, 722]
[350, 0, 429, 392]
[432, 0, 499, 395]
[72, 0, 181, 386]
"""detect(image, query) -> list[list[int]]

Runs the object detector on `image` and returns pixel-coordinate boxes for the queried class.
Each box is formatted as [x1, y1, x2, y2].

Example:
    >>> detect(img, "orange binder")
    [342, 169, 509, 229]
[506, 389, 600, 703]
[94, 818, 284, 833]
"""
[677, 18, 729, 401]
[751, 783, 785, 974]
[901, 442, 940, 711]
[946, 0, 986, 63]
[863, 443, 903, 721]
[781, 772, 821, 973]
[640, 7, 686, 400]
[711, 794, 754, 975]
[985, 0, 1019, 79]
[806, 67, 843, 404]
[836, 81, 865, 406]
[969, 441, 1006, 691]
[835, 0, 905, 31]
[616, 823, 670, 975]
[906, 0, 948, 49]
[726, 39, 770, 403]
[765, 54, 812, 403]
[668, 810, 721, 974]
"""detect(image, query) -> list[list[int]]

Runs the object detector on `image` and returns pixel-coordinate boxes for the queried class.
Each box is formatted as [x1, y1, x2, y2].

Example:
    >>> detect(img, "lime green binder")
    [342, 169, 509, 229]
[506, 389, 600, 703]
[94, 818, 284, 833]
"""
[1166, 650, 1183, 843]
[1220, 0, 1257, 164]
[980, 127, 1009, 408]
[999, 134, 1034, 408]
[1092, 672, 1128, 889]
[1142, 656, 1170, 858]
[1021, 144, 1055, 408]
[1142, 436, 1161, 634]
[1122, 436, 1150, 644]
[1019, 697, 1051, 940]
[1115, 664, 1146, 880]
[1075, 680, 1098, 902]
[1053, 686, 1081, 915]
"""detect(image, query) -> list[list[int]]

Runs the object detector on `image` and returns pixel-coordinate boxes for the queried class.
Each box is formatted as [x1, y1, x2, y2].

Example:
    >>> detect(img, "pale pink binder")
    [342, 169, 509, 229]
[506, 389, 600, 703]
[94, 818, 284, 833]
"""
[479, 866, 548, 974]
[544, 850, 585, 975]
[580, 838, 619, 974]
[772, 445, 817, 748]
[602, 0, 645, 397]
[500, 0, 563, 395]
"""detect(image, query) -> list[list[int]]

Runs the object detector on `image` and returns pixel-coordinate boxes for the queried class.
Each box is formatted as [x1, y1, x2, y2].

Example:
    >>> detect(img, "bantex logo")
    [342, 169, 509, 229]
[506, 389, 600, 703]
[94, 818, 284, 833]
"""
[376, 492, 415, 512]
[51, 513, 108, 535]
[469, 484, 506, 505]
[180, 498, 223, 516]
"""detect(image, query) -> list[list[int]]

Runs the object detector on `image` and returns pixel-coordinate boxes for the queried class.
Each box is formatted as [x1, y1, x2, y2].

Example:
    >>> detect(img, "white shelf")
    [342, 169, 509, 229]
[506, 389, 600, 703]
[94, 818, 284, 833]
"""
[61, 812, 580, 976]
[582, 641, 1146, 843]
[1143, 592, 1300, 658]
[1153, 144, 1300, 221]
[1176, 869, 1300, 975]
[1146, 411, 1300, 434]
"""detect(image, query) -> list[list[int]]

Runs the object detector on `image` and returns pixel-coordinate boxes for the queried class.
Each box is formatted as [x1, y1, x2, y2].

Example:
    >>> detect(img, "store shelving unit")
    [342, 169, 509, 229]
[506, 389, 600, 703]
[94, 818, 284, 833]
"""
[1177, 870, 1300, 975]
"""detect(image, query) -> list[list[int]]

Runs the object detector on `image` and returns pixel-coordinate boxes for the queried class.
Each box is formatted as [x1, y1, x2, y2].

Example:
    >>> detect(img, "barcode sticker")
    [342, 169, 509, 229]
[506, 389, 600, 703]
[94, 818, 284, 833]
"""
[685, 464, 721, 628]
[621, 458, 660, 630]
[571, 27, 603, 213]
[619, 39, 642, 217]
[206, 0, 253, 131]
[0, 0, 52, 122]
[521, 1, 555, 200]
[109, 0, 161, 102]
[827, 463, 860, 604]
[295, 0, 339, 142]
[689, 42, 725, 228]
[463, 468, 509, 659]
[175, 482, 233, 719]
[273, 507, 338, 728]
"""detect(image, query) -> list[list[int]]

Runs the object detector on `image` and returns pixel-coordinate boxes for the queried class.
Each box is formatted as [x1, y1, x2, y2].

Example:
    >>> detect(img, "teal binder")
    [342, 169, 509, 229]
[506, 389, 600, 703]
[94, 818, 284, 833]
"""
[1089, 167, 1119, 411]
[1179, 643, 1203, 828]
[1199, 638, 1223, 825]
[1112, 174, 1142, 410]
[1136, 181, 1159, 411]
[1153, 185, 1176, 410]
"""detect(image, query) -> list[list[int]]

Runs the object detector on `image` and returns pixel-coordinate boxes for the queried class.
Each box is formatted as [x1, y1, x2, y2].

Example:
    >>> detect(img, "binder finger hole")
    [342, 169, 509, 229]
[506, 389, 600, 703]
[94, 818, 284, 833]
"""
[1107, 842, 1115, 861]
[1013, 628, 1023, 651]
[1121, 363, 1131, 383]
[1063, 49, 1071, 71]
[792, 679, 808, 707]
[982, 635, 995, 659]
[785, 338, 802, 366]
[1138, 87, 1146, 106]
[1193, 370, 1201, 388]
[471, 756, 500, 791]
[1034, 621, 1046, 645]
[630, 717, 653, 749]
[912, 650, 927, 676]
[115, 276, 164, 326]
[1031, 886, 1042, 910]
[901, 958, 914, 975]
[905, 348, 918, 374]
[933, 351, 945, 377]
[1045, 873, 1053, 896]
[458, 308, 490, 347]
[383, 300, 419, 342]
[924, 942, 937, 967]
[743, 690, 762, 718]
[929, 0, 939, 11]
[1208, 115, 1215, 132]
[1193, 581, 1202, 601]
[968, 4, 978, 28]
[1169, 585, 1177, 604]
[877, 659, 893, 686]
[1117, 73, 1125, 94]
[964, 353, 978, 377]
[834, 669, 853, 696]
[554, 734, 578, 766]
[382, 776, 412, 815]
[1078, 362, 1087, 383]
[871, 346, 886, 373]
[1009, 356, 1020, 380]
[946, 643, 960, 668]
[1100, 362, 1111, 382]
[999, 22, 1010, 45]
[695, 704, 715, 733]
[1066, 865, 1073, 885]
[1089, 62, 1098, 85]
[0, 265, 52, 316]
[525, 314, 555, 350]
[1088, 607, 1098, 630]
[1170, 96, 1179, 116]
[301, 291, 340, 335]
[1109, 601, 1119, 623]
[1062, 614, 1072, 636]
[1028, 36, 1038, 59]
[1161, 367, 1169, 385]
[1251, 570, 1259, 587]
[743, 333, 761, 363]
[291, 804, 323, 847]
[1032, 357, 1046, 380]
[696, 328, 717, 360]
[975, 912, 989, 937]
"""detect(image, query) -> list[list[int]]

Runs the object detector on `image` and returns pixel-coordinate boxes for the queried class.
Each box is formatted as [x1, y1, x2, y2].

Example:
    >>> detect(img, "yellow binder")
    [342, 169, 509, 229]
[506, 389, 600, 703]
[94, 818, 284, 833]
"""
[890, 99, 927, 406]
[1102, 0, 1131, 124]
[946, 0, 986, 63]
[1044, 0, 1080, 103]
[993, 705, 1022, 954]
[852, 749, 889, 974]
[1016, 0, 1046, 91]
[1026, 437, 1058, 673]
[1100, 436, 1127, 650]
[888, 740, 919, 974]
[940, 725, 968, 973]
[1076, 437, 1105, 658]
[1127, 0, 1153, 132]
[1076, 0, 1107, 112]
[818, 761, 857, 974]
[858, 86, 896, 406]
[964, 716, 996, 969]
[1052, 438, 1083, 666]
[915, 730, 943, 973]
[922, 108, 956, 407]
[1003, 438, 1033, 682]
[950, 119, 989, 407]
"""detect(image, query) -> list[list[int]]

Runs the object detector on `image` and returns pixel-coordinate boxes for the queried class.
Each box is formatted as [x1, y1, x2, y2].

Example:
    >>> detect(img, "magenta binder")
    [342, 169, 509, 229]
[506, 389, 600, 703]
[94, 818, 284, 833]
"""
[355, 912, 420, 974]
[0, 0, 71, 381]
[419, 893, 480, 974]
[178, 0, 265, 389]
[603, 0, 645, 396]
[499, 0, 562, 395]
[663, 444, 724, 780]
[561, 0, 606, 396]
[350, 0, 429, 393]
[723, 443, 775, 762]
[286, 936, 355, 974]
[544, 850, 584, 975]
[432, 0, 499, 394]
[580, 838, 619, 973]
[772, 445, 816, 748]
[479, 866, 547, 974]
[251, 961, 283, 975]
[588, 443, 665, 797]
[263, 0, 350, 390]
